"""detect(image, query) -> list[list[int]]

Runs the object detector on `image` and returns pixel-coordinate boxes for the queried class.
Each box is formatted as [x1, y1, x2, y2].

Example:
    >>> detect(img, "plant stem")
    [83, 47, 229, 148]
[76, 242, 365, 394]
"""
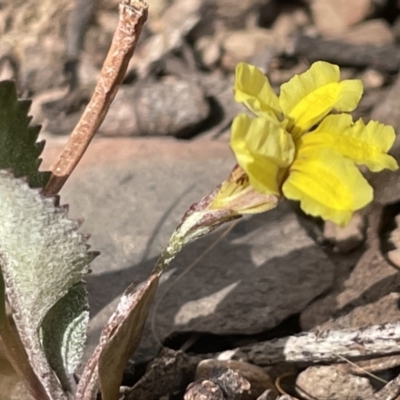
[43, 0, 149, 196]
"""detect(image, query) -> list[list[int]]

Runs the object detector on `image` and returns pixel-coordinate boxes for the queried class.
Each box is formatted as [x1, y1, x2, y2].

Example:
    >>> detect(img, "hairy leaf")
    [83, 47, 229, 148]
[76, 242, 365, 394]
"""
[0, 81, 49, 188]
[41, 283, 89, 393]
[0, 171, 95, 399]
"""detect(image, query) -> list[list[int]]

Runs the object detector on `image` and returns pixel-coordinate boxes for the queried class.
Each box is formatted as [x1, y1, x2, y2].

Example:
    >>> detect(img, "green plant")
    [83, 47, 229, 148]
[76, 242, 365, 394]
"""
[0, 2, 154, 399]
[0, 1, 397, 400]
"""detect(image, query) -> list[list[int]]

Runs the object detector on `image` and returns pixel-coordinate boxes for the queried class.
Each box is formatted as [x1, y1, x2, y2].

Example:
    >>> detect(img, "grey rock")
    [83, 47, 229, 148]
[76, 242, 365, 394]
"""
[130, 0, 203, 78]
[44, 138, 334, 362]
[100, 79, 210, 137]
[317, 292, 400, 331]
[309, 0, 374, 37]
[342, 19, 394, 45]
[296, 365, 375, 400]
[216, 0, 277, 30]
[221, 28, 283, 71]
[195, 36, 222, 69]
[0, 0, 70, 93]
[150, 203, 333, 337]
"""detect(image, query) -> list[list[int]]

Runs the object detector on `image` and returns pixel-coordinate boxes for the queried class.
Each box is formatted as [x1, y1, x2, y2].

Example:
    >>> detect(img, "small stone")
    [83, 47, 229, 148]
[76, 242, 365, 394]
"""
[196, 359, 278, 400]
[129, 0, 202, 78]
[317, 292, 400, 331]
[309, 0, 373, 36]
[195, 36, 222, 69]
[216, 0, 274, 30]
[184, 380, 224, 400]
[221, 28, 281, 71]
[387, 248, 400, 267]
[210, 368, 251, 398]
[360, 69, 386, 90]
[0, 0, 71, 93]
[296, 365, 375, 400]
[100, 78, 210, 138]
[271, 6, 310, 39]
[342, 19, 394, 45]
[323, 212, 366, 254]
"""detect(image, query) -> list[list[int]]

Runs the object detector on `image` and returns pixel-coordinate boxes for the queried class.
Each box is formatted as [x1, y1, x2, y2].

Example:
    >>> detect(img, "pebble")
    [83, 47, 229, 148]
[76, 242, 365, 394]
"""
[309, 0, 374, 36]
[221, 28, 281, 71]
[342, 19, 394, 45]
[100, 78, 210, 137]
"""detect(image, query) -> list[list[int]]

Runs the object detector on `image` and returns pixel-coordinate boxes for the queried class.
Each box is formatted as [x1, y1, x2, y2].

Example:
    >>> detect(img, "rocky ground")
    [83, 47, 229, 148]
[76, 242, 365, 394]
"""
[5, 0, 400, 399]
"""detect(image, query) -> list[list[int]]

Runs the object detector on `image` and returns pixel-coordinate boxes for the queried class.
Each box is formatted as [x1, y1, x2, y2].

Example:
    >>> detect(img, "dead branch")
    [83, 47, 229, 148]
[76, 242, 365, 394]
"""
[231, 322, 400, 366]
[43, 0, 148, 196]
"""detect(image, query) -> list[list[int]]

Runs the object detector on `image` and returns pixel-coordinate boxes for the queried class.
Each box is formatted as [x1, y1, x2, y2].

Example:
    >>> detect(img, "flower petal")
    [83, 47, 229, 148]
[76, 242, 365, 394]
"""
[302, 115, 398, 172]
[279, 61, 363, 135]
[234, 62, 281, 118]
[231, 113, 295, 195]
[282, 147, 373, 226]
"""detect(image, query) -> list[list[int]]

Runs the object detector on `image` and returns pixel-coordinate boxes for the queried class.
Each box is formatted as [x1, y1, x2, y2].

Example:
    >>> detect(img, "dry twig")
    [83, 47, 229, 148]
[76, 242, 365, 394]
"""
[43, 0, 148, 196]
[231, 323, 400, 366]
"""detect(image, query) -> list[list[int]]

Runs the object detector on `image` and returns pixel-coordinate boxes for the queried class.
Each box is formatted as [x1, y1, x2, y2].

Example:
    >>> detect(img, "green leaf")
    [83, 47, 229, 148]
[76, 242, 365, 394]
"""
[0, 81, 49, 188]
[0, 170, 96, 399]
[41, 283, 89, 394]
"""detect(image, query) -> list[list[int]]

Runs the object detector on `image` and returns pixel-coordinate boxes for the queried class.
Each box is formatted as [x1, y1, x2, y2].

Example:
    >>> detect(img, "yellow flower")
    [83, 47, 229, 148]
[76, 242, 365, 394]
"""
[227, 61, 398, 226]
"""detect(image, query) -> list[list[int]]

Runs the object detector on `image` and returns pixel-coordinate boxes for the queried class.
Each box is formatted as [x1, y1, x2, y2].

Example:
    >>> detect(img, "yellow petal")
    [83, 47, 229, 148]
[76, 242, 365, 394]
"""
[279, 61, 363, 135]
[301, 115, 398, 172]
[234, 62, 282, 118]
[231, 113, 295, 195]
[231, 114, 295, 167]
[282, 147, 373, 226]
[209, 165, 280, 214]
